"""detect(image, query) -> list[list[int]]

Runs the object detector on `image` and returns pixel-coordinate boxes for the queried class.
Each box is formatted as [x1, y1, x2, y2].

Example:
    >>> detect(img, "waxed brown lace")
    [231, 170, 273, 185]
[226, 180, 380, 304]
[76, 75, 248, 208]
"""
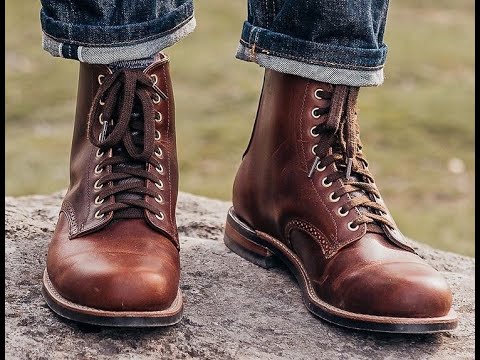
[308, 85, 395, 231]
[87, 69, 166, 219]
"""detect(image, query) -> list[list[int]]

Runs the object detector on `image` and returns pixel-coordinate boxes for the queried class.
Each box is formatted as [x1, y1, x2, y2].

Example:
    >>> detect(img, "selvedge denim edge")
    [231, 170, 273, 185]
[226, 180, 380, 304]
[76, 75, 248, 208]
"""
[236, 22, 386, 87]
[41, 1, 194, 63]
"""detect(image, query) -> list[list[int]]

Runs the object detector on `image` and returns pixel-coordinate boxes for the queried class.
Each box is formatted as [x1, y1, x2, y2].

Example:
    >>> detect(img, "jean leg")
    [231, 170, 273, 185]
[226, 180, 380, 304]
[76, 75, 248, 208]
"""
[40, 0, 196, 64]
[237, 0, 390, 86]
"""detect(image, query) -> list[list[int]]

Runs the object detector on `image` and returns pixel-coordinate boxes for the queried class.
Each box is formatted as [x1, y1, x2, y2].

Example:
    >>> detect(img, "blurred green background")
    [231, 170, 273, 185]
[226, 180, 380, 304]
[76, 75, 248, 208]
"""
[6, 0, 474, 256]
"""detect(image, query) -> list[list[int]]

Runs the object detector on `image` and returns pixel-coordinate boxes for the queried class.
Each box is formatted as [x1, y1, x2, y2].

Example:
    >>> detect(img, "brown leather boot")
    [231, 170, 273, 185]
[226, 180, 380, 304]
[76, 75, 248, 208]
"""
[224, 70, 458, 333]
[42, 54, 183, 326]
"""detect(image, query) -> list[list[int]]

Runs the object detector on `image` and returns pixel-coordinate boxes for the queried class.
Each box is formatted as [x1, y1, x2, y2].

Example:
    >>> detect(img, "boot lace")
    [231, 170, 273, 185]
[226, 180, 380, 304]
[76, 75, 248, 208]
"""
[87, 69, 166, 220]
[308, 85, 395, 232]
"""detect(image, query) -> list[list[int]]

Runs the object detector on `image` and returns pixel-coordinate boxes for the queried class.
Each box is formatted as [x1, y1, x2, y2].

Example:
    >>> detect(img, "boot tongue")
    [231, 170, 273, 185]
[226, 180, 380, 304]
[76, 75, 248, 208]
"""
[334, 145, 383, 233]
[111, 100, 146, 219]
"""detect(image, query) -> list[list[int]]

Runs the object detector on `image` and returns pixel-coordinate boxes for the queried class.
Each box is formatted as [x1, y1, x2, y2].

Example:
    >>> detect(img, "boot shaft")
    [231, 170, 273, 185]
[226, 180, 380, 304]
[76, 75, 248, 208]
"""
[233, 69, 412, 254]
[63, 55, 179, 246]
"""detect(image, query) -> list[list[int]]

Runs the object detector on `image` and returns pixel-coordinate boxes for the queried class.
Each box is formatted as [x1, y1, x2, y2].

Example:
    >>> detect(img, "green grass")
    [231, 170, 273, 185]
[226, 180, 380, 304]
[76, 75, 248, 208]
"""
[5, 0, 474, 256]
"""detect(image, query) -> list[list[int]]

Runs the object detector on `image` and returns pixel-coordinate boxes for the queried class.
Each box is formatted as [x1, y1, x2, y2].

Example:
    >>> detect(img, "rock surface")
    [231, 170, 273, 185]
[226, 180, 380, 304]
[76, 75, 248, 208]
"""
[5, 191, 475, 360]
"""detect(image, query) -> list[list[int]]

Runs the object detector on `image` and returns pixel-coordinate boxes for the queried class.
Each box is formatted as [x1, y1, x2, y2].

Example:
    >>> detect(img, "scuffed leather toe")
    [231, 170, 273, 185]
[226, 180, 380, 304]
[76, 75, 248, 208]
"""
[333, 262, 453, 318]
[50, 250, 179, 311]
[47, 216, 181, 312]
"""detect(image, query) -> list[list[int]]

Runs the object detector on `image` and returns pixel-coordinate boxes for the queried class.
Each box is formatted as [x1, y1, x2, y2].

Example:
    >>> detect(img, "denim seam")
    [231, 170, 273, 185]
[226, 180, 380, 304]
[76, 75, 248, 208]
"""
[236, 43, 384, 87]
[77, 46, 84, 62]
[239, 38, 383, 71]
[264, 0, 269, 28]
[43, 13, 194, 48]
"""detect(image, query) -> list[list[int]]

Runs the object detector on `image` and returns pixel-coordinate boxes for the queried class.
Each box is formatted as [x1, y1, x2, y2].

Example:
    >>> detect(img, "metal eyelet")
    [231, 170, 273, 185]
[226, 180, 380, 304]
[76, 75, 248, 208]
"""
[311, 144, 318, 155]
[155, 194, 163, 203]
[348, 222, 359, 231]
[155, 212, 165, 220]
[155, 147, 163, 158]
[156, 164, 164, 174]
[314, 88, 324, 99]
[98, 113, 104, 125]
[151, 74, 158, 85]
[155, 111, 162, 122]
[322, 177, 332, 187]
[338, 207, 349, 217]
[94, 165, 103, 174]
[388, 225, 397, 233]
[329, 192, 340, 202]
[316, 162, 326, 172]
[155, 180, 164, 189]
[94, 196, 104, 205]
[153, 93, 161, 104]
[99, 98, 105, 106]
[94, 179, 103, 190]
[96, 149, 104, 158]
[155, 130, 161, 141]
[94, 210, 104, 219]
[311, 108, 321, 119]
[97, 74, 105, 85]
[310, 126, 319, 137]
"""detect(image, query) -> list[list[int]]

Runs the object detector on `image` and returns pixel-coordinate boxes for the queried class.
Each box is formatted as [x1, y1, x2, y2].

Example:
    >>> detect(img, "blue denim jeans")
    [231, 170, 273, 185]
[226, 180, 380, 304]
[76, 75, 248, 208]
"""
[40, 0, 389, 86]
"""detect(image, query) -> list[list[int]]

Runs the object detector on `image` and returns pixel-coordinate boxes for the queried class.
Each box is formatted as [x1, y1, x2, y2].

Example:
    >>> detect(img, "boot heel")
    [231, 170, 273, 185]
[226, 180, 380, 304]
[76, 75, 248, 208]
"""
[224, 208, 278, 269]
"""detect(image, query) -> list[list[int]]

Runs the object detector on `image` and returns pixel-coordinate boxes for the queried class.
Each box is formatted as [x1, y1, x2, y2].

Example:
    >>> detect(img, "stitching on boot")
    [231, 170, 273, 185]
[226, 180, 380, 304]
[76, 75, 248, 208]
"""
[285, 219, 338, 259]
[61, 200, 78, 236]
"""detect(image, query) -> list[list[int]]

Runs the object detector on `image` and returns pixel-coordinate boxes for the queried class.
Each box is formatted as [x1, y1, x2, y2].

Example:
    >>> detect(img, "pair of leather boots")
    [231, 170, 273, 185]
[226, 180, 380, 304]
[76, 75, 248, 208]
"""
[42, 55, 457, 333]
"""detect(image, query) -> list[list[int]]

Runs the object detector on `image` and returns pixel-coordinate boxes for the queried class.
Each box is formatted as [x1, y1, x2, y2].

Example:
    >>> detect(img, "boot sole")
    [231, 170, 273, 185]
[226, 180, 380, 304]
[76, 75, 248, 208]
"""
[224, 207, 458, 333]
[42, 269, 184, 327]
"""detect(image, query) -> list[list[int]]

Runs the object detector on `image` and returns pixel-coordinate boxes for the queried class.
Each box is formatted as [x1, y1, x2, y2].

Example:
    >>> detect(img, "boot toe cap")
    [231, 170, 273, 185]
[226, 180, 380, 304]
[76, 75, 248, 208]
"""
[49, 251, 180, 312]
[333, 262, 453, 318]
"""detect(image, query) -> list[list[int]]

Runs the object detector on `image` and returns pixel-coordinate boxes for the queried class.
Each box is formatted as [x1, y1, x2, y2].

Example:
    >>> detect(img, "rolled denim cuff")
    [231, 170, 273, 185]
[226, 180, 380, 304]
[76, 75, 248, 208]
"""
[236, 22, 385, 87]
[41, 1, 195, 64]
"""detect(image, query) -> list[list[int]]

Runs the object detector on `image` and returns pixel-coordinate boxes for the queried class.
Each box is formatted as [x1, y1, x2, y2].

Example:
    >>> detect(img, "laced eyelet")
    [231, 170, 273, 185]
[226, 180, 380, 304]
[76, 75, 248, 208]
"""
[99, 98, 105, 106]
[94, 179, 103, 190]
[311, 108, 321, 119]
[155, 130, 161, 141]
[155, 111, 162, 122]
[322, 177, 332, 187]
[310, 126, 319, 137]
[329, 192, 340, 202]
[311, 144, 318, 155]
[156, 164, 164, 174]
[155, 194, 163, 203]
[94, 164, 103, 174]
[94, 210, 104, 219]
[153, 93, 161, 104]
[316, 162, 326, 172]
[314, 88, 324, 99]
[97, 74, 105, 85]
[155, 147, 163, 158]
[94, 196, 104, 205]
[151, 74, 158, 85]
[347, 222, 359, 231]
[155, 212, 165, 220]
[338, 207, 349, 217]
[96, 149, 104, 158]
[155, 180, 164, 189]
[98, 113, 104, 124]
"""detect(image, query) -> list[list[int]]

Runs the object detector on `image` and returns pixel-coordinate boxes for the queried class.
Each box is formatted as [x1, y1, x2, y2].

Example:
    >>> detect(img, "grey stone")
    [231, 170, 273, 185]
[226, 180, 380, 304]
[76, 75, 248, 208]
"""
[5, 191, 475, 360]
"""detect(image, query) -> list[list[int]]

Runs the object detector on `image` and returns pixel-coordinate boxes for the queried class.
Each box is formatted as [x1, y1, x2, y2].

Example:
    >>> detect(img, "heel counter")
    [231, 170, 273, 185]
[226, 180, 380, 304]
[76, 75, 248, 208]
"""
[232, 72, 268, 216]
